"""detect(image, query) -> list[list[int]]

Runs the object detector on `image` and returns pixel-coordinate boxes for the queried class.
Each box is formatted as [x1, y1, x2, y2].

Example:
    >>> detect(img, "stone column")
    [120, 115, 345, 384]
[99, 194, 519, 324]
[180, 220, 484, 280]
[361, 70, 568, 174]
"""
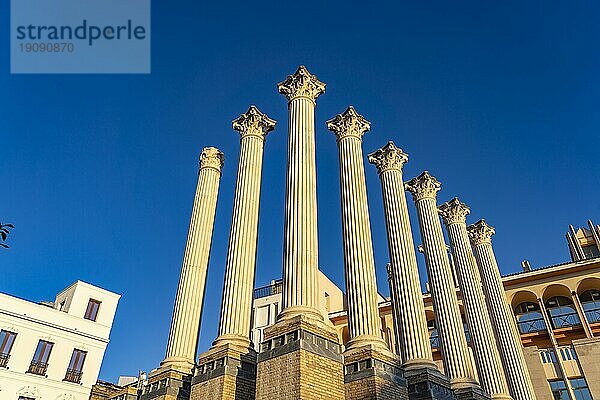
[162, 147, 225, 373]
[328, 108, 407, 400]
[214, 106, 276, 349]
[368, 141, 437, 371]
[467, 220, 537, 400]
[571, 291, 593, 338]
[385, 263, 402, 356]
[439, 198, 511, 400]
[277, 65, 326, 323]
[326, 106, 386, 350]
[405, 172, 479, 393]
[256, 66, 345, 400]
[191, 107, 276, 400]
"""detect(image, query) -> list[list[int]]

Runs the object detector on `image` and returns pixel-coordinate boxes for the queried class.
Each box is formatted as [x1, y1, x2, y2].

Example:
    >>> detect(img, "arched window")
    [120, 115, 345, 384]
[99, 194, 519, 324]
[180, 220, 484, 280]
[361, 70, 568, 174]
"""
[427, 319, 440, 349]
[514, 302, 547, 333]
[580, 289, 600, 323]
[546, 296, 581, 329]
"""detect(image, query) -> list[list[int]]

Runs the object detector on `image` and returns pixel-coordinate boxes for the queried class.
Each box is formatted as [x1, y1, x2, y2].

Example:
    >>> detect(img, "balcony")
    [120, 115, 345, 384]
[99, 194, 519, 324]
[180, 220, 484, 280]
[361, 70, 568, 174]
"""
[517, 316, 547, 334]
[583, 304, 600, 324]
[0, 353, 9, 368]
[549, 311, 581, 329]
[253, 280, 282, 299]
[27, 361, 48, 376]
[64, 368, 83, 383]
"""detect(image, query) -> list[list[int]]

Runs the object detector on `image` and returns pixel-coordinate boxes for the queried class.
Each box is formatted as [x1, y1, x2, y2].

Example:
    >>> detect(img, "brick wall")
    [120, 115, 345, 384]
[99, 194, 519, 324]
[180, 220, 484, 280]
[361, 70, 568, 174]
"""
[255, 348, 345, 400]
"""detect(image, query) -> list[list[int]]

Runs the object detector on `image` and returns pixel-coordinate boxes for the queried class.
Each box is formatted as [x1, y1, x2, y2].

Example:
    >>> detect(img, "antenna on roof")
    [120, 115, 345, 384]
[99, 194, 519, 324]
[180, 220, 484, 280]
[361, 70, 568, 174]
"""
[521, 260, 531, 272]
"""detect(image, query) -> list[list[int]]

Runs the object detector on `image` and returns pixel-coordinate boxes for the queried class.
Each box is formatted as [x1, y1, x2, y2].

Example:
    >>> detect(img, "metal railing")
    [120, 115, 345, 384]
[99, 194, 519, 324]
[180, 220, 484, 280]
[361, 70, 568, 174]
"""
[549, 311, 581, 329]
[583, 304, 600, 324]
[64, 368, 83, 383]
[429, 333, 440, 348]
[27, 361, 48, 375]
[253, 280, 282, 299]
[0, 353, 9, 368]
[517, 316, 547, 334]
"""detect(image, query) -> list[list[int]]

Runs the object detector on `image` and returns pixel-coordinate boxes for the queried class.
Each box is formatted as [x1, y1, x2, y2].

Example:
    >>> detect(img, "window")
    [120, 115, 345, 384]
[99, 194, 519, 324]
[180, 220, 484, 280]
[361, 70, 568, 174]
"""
[546, 296, 581, 329]
[582, 245, 600, 259]
[515, 302, 547, 333]
[18, 397, 35, 400]
[255, 306, 270, 328]
[549, 380, 569, 400]
[84, 299, 101, 321]
[580, 290, 600, 323]
[559, 346, 577, 361]
[570, 378, 593, 400]
[427, 319, 440, 348]
[28, 340, 53, 375]
[540, 349, 558, 364]
[64, 349, 86, 383]
[0, 330, 17, 367]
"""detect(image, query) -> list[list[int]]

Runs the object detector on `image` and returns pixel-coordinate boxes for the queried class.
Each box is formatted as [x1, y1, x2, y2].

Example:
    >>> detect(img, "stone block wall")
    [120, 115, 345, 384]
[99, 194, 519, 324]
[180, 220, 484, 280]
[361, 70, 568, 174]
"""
[573, 337, 600, 400]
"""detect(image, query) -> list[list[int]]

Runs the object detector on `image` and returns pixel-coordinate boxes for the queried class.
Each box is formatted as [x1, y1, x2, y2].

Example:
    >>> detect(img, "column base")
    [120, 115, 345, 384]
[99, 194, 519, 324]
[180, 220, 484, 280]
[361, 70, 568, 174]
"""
[404, 366, 453, 400]
[139, 367, 191, 400]
[255, 314, 345, 400]
[344, 344, 408, 400]
[454, 386, 490, 400]
[160, 356, 195, 375]
[191, 343, 256, 400]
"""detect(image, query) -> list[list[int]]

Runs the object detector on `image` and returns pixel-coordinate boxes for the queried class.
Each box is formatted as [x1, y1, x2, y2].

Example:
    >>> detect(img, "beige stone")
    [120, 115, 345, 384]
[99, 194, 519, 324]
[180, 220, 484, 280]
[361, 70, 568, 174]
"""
[439, 198, 511, 400]
[368, 141, 437, 372]
[405, 172, 478, 390]
[277, 66, 326, 324]
[468, 220, 537, 400]
[572, 338, 600, 400]
[521, 346, 552, 400]
[213, 106, 276, 350]
[326, 106, 387, 351]
[162, 147, 225, 372]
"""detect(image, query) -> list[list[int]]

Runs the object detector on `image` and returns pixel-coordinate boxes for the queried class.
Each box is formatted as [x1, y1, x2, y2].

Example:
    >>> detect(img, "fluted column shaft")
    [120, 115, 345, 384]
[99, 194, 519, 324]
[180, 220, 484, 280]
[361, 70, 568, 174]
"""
[278, 66, 326, 321]
[468, 221, 537, 400]
[163, 147, 224, 372]
[214, 107, 276, 349]
[440, 199, 511, 400]
[406, 172, 477, 389]
[368, 142, 435, 369]
[327, 107, 386, 349]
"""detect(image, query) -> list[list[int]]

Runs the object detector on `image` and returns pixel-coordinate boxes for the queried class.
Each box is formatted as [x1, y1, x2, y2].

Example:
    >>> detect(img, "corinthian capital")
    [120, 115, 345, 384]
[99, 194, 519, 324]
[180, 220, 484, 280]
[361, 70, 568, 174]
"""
[367, 141, 409, 174]
[405, 171, 441, 201]
[467, 220, 495, 245]
[232, 105, 277, 140]
[438, 197, 470, 226]
[199, 147, 225, 173]
[326, 106, 370, 141]
[277, 66, 326, 102]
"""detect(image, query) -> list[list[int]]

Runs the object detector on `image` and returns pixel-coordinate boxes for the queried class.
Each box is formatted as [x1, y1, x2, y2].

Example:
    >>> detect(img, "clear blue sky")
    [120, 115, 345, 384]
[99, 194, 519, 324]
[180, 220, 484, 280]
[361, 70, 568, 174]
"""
[2, 0, 599, 384]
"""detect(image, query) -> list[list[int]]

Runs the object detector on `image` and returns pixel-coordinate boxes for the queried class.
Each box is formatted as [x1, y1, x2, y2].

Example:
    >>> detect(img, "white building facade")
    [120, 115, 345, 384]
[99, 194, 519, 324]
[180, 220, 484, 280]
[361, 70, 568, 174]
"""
[0, 281, 120, 400]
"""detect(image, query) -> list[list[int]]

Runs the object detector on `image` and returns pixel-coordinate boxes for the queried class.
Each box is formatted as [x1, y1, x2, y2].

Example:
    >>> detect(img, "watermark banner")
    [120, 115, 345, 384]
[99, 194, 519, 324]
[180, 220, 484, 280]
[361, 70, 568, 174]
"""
[11, 0, 150, 73]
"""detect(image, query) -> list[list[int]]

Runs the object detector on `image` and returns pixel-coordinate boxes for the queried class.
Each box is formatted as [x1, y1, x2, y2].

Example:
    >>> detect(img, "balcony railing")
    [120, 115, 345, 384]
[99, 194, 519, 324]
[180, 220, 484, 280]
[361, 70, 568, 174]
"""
[27, 361, 48, 376]
[583, 304, 600, 324]
[517, 316, 547, 334]
[64, 368, 83, 383]
[0, 353, 9, 368]
[549, 311, 581, 329]
[253, 280, 282, 299]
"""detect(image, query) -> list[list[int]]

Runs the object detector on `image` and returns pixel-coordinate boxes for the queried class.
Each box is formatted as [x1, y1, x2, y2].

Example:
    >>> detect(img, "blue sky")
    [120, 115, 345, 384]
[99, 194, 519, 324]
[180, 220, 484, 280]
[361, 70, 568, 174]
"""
[2, 0, 599, 384]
